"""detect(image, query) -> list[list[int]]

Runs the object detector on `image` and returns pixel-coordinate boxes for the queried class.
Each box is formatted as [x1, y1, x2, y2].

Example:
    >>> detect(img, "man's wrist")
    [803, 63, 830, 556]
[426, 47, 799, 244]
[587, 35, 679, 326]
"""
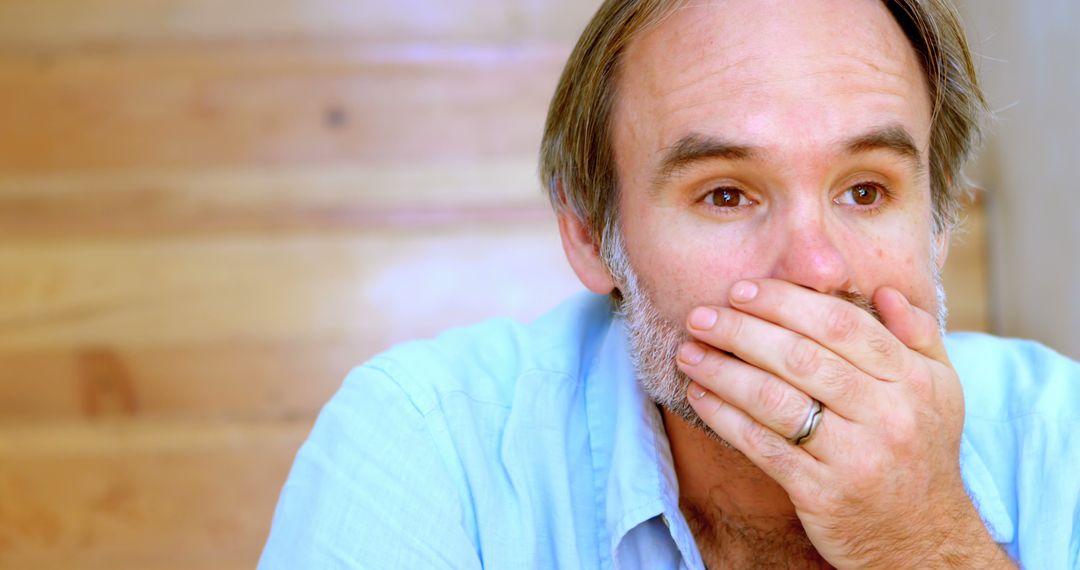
[929, 499, 1015, 569]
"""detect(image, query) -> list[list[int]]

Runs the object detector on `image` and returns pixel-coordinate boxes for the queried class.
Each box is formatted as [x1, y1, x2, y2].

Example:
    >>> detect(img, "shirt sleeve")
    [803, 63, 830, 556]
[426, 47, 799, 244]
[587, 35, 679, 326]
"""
[258, 364, 482, 569]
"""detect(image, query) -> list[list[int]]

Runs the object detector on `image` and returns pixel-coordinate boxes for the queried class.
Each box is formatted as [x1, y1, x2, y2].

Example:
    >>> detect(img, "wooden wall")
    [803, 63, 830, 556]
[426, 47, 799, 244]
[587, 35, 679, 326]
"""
[0, 1, 987, 568]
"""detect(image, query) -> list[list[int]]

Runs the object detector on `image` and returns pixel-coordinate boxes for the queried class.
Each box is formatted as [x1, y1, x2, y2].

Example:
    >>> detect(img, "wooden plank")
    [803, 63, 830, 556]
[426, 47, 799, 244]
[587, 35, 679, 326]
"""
[0, 42, 567, 173]
[0, 419, 308, 570]
[0, 0, 601, 51]
[0, 224, 584, 419]
[0, 224, 582, 350]
[0, 341, 353, 420]
[0, 160, 550, 239]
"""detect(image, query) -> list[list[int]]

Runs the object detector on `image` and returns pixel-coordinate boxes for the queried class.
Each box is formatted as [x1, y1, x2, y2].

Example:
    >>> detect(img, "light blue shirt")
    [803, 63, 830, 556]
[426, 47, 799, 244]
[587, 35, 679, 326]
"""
[260, 292, 1080, 569]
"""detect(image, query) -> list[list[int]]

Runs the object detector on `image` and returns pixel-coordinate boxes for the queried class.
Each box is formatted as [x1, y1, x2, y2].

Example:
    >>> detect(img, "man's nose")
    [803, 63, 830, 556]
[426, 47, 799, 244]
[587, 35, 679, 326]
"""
[767, 215, 854, 295]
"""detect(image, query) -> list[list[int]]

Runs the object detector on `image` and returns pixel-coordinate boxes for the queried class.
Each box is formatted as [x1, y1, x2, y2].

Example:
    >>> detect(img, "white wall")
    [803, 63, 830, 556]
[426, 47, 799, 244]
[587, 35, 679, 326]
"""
[959, 0, 1080, 358]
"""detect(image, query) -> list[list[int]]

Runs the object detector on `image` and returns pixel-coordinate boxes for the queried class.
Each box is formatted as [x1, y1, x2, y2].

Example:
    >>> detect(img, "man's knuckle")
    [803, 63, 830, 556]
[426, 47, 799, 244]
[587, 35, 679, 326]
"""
[786, 336, 821, 376]
[820, 358, 860, 401]
[742, 419, 774, 450]
[703, 397, 727, 418]
[717, 309, 744, 340]
[757, 379, 800, 426]
[907, 375, 931, 401]
[826, 304, 861, 343]
[743, 421, 795, 475]
[867, 332, 907, 372]
[881, 408, 919, 448]
[703, 352, 727, 375]
[814, 484, 845, 508]
[755, 378, 785, 414]
[868, 333, 894, 359]
[905, 362, 935, 399]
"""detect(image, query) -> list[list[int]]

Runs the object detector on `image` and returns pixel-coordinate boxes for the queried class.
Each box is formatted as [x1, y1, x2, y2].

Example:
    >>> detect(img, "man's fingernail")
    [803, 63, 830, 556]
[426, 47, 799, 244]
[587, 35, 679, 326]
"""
[687, 381, 708, 400]
[689, 307, 718, 330]
[731, 280, 758, 302]
[679, 342, 706, 365]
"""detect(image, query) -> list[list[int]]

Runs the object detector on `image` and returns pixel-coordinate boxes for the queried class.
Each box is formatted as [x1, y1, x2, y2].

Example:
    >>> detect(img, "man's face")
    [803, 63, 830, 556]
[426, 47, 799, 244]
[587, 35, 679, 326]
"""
[608, 0, 943, 426]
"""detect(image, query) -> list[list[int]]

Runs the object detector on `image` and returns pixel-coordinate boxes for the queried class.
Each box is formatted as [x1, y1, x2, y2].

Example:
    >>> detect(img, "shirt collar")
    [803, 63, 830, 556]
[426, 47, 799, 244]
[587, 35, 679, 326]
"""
[584, 313, 705, 569]
[958, 435, 1015, 543]
[944, 336, 1015, 544]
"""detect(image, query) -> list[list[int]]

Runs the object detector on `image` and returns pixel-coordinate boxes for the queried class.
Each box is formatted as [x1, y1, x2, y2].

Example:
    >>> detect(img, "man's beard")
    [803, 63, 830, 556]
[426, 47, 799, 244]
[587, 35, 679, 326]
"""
[602, 225, 948, 436]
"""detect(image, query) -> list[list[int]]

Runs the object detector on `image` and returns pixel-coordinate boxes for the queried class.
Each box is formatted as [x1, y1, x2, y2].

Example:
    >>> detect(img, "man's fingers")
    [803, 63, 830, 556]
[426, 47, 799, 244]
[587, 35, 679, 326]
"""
[684, 381, 823, 486]
[874, 286, 949, 364]
[678, 341, 834, 442]
[727, 279, 916, 382]
[684, 306, 873, 421]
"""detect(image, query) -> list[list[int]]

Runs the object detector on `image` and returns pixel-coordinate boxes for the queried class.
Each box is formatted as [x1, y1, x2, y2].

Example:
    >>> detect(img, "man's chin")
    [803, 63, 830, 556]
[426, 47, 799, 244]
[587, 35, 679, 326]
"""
[616, 276, 738, 447]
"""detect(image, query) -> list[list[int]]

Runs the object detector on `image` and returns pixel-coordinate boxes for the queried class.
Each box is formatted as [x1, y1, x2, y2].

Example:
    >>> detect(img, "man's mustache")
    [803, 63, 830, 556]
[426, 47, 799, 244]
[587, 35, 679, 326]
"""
[833, 290, 881, 323]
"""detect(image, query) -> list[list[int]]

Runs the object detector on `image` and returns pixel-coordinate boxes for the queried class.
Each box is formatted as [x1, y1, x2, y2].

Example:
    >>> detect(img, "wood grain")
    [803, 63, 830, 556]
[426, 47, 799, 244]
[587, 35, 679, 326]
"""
[0, 43, 567, 173]
[0, 224, 585, 419]
[0, 341, 352, 420]
[0, 0, 601, 50]
[0, 160, 549, 238]
[0, 419, 308, 570]
[0, 225, 580, 350]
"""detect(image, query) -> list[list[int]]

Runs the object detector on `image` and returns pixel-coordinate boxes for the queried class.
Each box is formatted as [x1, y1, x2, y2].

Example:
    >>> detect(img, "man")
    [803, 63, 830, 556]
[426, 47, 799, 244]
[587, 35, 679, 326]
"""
[260, 0, 1079, 568]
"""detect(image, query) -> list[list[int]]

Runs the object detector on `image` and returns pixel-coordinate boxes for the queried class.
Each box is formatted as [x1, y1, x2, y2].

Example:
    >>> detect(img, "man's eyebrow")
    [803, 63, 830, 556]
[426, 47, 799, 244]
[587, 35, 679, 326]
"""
[651, 124, 923, 191]
[652, 133, 758, 189]
[842, 124, 922, 167]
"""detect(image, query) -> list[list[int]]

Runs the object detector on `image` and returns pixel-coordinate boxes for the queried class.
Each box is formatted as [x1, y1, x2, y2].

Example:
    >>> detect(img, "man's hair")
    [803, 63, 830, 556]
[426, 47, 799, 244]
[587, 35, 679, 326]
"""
[539, 0, 988, 265]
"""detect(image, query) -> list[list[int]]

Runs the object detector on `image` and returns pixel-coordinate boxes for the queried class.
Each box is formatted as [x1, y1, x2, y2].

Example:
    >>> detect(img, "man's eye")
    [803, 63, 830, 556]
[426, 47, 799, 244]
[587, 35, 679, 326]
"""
[838, 183, 883, 207]
[705, 187, 749, 208]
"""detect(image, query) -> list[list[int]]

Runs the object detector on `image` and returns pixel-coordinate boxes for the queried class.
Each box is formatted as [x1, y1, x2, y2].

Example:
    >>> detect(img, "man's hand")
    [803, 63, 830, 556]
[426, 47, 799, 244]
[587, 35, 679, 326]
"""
[675, 279, 1014, 568]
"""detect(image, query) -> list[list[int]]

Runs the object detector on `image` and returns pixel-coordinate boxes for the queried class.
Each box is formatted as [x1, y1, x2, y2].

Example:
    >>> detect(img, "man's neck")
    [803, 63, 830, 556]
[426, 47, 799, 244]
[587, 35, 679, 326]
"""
[661, 407, 831, 568]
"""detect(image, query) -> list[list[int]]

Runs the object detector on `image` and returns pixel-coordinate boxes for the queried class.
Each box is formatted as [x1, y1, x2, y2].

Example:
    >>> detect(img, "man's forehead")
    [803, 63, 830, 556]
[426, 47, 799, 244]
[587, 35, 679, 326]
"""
[625, 0, 915, 76]
[615, 0, 933, 161]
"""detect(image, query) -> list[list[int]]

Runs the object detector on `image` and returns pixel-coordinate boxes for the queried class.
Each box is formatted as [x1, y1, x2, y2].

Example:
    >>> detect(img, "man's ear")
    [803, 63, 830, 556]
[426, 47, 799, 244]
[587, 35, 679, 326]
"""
[553, 179, 616, 295]
[934, 226, 951, 271]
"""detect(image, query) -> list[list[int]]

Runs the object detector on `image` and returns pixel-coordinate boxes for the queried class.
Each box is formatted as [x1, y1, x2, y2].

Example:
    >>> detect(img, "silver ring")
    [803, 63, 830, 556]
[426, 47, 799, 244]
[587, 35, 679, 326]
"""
[791, 399, 824, 446]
